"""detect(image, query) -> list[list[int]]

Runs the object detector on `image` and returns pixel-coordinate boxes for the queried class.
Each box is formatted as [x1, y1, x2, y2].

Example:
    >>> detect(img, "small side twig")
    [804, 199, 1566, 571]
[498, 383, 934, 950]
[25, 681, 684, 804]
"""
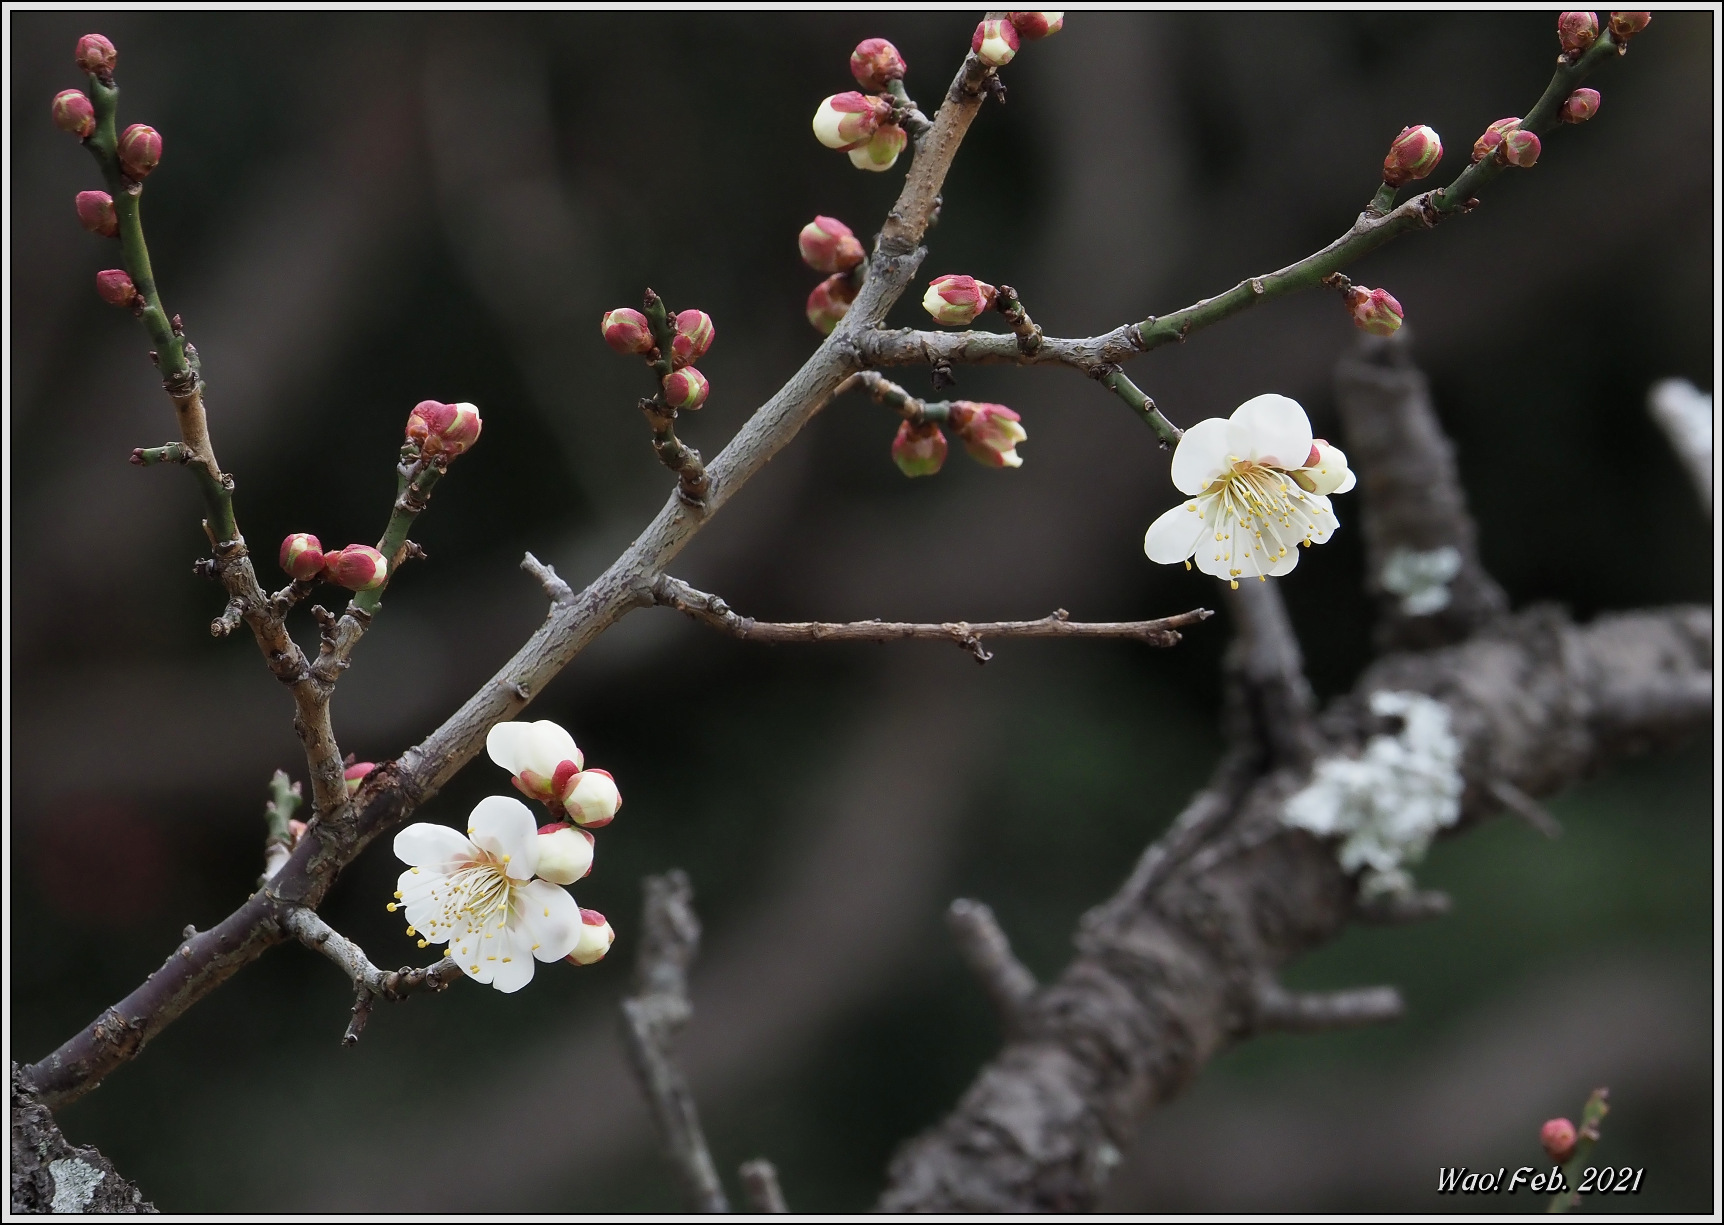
[1092, 364, 1182, 446]
[619, 871, 729, 1214]
[520, 552, 575, 605]
[946, 899, 1037, 1032]
[1549, 1088, 1611, 1213]
[259, 770, 303, 884]
[280, 908, 462, 1045]
[1489, 779, 1563, 839]
[992, 285, 1043, 355]
[1254, 982, 1404, 1033]
[738, 1159, 789, 1214]
[1647, 378, 1712, 513]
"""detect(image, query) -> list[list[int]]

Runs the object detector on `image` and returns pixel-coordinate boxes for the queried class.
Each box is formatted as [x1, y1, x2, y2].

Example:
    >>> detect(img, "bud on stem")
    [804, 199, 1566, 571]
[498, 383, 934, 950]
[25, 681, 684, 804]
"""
[325, 544, 388, 591]
[1561, 88, 1601, 123]
[601, 307, 655, 355]
[75, 190, 119, 237]
[74, 33, 117, 79]
[95, 269, 140, 308]
[850, 38, 908, 91]
[1381, 125, 1443, 188]
[972, 18, 1021, 67]
[799, 216, 865, 274]
[891, 420, 948, 477]
[279, 532, 325, 581]
[118, 124, 163, 180]
[51, 90, 96, 139]
[806, 273, 858, 335]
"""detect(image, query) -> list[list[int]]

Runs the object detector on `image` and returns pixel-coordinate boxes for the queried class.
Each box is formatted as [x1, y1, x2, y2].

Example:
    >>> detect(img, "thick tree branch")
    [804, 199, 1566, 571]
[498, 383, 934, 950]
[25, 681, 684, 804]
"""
[11, 1066, 153, 1214]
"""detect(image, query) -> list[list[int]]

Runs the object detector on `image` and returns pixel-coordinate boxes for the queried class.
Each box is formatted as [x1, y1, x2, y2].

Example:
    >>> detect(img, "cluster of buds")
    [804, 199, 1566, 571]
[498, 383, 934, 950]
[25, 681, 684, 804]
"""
[1556, 11, 1600, 56]
[405, 399, 483, 459]
[972, 13, 1065, 68]
[799, 215, 866, 335]
[811, 39, 909, 172]
[488, 720, 623, 831]
[602, 302, 715, 411]
[1561, 87, 1602, 124]
[1472, 117, 1540, 167]
[1380, 125, 1443, 189]
[277, 532, 389, 591]
[948, 401, 1028, 468]
[923, 274, 997, 327]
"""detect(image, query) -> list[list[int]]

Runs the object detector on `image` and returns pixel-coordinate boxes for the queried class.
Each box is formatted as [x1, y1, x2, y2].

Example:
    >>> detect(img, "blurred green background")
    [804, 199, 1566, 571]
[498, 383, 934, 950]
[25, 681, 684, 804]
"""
[9, 10, 1713, 1213]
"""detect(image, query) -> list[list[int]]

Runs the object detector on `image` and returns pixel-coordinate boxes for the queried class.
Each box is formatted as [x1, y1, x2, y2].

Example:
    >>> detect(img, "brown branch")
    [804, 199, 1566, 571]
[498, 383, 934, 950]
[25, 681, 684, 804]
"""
[280, 908, 462, 1044]
[619, 872, 729, 1214]
[946, 899, 1038, 1032]
[1489, 778, 1563, 840]
[738, 1159, 789, 1214]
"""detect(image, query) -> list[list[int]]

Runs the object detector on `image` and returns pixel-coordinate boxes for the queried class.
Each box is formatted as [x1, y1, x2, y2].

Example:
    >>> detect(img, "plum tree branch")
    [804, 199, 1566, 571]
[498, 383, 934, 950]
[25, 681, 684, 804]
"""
[280, 908, 462, 1045]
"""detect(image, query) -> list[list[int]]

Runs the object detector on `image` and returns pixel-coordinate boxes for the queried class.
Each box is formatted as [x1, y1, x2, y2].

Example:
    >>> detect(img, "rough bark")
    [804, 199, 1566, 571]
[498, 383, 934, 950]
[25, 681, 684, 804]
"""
[10, 1065, 154, 1214]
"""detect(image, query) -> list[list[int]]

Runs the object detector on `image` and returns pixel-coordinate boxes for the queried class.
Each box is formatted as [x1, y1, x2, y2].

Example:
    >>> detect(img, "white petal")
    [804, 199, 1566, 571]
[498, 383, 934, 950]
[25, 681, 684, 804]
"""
[1168, 418, 1233, 495]
[392, 823, 474, 869]
[518, 720, 582, 779]
[485, 722, 534, 775]
[533, 827, 593, 885]
[1333, 467, 1356, 494]
[1229, 394, 1313, 470]
[516, 879, 583, 961]
[453, 931, 494, 984]
[466, 796, 540, 880]
[1143, 499, 1208, 563]
[488, 921, 537, 993]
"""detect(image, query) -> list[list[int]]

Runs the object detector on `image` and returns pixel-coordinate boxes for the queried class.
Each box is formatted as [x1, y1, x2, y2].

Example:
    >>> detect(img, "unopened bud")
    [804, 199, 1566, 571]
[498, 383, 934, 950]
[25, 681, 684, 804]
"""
[51, 90, 96, 138]
[806, 274, 858, 335]
[1557, 11, 1600, 54]
[1345, 285, 1403, 336]
[950, 402, 1027, 468]
[533, 823, 595, 885]
[812, 91, 891, 151]
[601, 307, 654, 355]
[850, 38, 907, 91]
[279, 532, 325, 581]
[1500, 128, 1541, 167]
[1608, 12, 1651, 39]
[1381, 124, 1443, 187]
[972, 18, 1021, 67]
[1541, 1118, 1578, 1163]
[891, 420, 948, 477]
[662, 366, 709, 411]
[74, 33, 117, 77]
[849, 123, 907, 172]
[563, 768, 620, 827]
[670, 309, 715, 368]
[325, 544, 387, 591]
[1293, 439, 1353, 496]
[1471, 117, 1520, 164]
[117, 124, 162, 179]
[1561, 88, 1602, 123]
[799, 216, 865, 274]
[566, 908, 615, 965]
[406, 399, 482, 457]
[1008, 12, 1064, 40]
[95, 268, 138, 308]
[75, 190, 118, 237]
[344, 762, 376, 795]
[922, 273, 997, 326]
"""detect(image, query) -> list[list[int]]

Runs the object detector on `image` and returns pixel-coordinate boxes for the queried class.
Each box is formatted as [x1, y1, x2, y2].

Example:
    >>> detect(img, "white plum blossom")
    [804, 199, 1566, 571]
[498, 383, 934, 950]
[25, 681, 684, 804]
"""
[1282, 690, 1463, 897]
[1144, 394, 1355, 587]
[392, 795, 584, 992]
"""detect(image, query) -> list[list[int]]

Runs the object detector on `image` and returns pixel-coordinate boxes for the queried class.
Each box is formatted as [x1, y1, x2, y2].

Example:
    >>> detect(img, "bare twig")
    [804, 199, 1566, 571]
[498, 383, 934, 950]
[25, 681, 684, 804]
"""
[280, 908, 461, 1044]
[738, 1159, 789, 1214]
[1648, 378, 1713, 513]
[521, 552, 574, 605]
[1489, 778, 1563, 840]
[619, 872, 729, 1214]
[946, 900, 1038, 1031]
[1254, 982, 1404, 1033]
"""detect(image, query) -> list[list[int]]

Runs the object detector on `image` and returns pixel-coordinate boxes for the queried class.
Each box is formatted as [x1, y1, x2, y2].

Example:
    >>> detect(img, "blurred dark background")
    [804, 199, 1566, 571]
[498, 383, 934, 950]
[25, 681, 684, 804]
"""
[9, 10, 1713, 1213]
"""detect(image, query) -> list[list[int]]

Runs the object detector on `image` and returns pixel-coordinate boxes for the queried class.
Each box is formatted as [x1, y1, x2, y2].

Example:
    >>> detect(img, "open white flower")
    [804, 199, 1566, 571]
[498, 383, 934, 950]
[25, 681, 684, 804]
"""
[1143, 394, 1355, 587]
[392, 795, 583, 993]
[487, 719, 584, 804]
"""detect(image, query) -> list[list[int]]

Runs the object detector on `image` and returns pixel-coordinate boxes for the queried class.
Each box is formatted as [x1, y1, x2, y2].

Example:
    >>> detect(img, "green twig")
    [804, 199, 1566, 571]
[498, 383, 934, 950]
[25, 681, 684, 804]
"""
[351, 452, 445, 615]
[129, 442, 190, 466]
[1548, 1088, 1610, 1213]
[1095, 367, 1182, 446]
[262, 770, 303, 845]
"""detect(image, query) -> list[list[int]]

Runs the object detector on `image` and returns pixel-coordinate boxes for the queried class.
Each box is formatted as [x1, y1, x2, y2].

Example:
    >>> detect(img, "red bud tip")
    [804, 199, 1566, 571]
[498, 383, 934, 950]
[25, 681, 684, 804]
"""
[849, 123, 907, 172]
[1561, 88, 1602, 124]
[922, 274, 997, 326]
[74, 33, 117, 77]
[567, 908, 616, 963]
[51, 90, 96, 138]
[670, 309, 715, 368]
[1557, 11, 1600, 55]
[343, 762, 377, 795]
[662, 366, 709, 411]
[1471, 117, 1521, 164]
[1540, 1118, 1578, 1163]
[1007, 12, 1065, 40]
[117, 124, 162, 179]
[812, 91, 892, 151]
[806, 273, 858, 335]
[1608, 12, 1650, 38]
[949, 402, 1028, 468]
[850, 38, 908, 91]
[325, 544, 388, 591]
[279, 532, 325, 581]
[95, 268, 138, 308]
[601, 307, 654, 355]
[580, 908, 607, 925]
[972, 18, 1021, 67]
[406, 400, 482, 457]
[1500, 128, 1541, 167]
[1345, 285, 1404, 336]
[1381, 125, 1443, 188]
[799, 216, 865, 274]
[75, 190, 119, 237]
[891, 420, 948, 477]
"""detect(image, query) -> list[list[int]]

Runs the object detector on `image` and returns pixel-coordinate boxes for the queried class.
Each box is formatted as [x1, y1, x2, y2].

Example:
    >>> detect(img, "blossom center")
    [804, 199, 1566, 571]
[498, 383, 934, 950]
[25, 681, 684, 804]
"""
[425, 854, 516, 939]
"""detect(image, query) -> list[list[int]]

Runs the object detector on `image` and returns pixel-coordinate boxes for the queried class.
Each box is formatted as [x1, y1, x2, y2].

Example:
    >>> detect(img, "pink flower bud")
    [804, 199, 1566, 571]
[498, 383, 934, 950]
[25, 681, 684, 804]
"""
[850, 38, 907, 91]
[1471, 117, 1521, 164]
[848, 123, 907, 172]
[1008, 12, 1064, 40]
[1541, 1118, 1578, 1163]
[670, 309, 715, 368]
[1608, 12, 1651, 39]
[279, 532, 325, 581]
[972, 18, 1021, 67]
[95, 268, 138, 308]
[662, 366, 709, 411]
[117, 124, 162, 179]
[601, 306, 655, 355]
[1381, 125, 1443, 188]
[533, 823, 595, 885]
[74, 33, 117, 77]
[812, 91, 891, 151]
[343, 761, 376, 795]
[406, 399, 483, 457]
[1500, 128, 1541, 167]
[949, 402, 1027, 468]
[1557, 11, 1600, 54]
[922, 274, 997, 326]
[564, 768, 621, 827]
[891, 420, 948, 477]
[799, 216, 865, 275]
[806, 274, 858, 335]
[325, 544, 388, 591]
[287, 818, 308, 842]
[51, 90, 96, 138]
[75, 190, 118, 237]
[1345, 285, 1403, 336]
[1561, 88, 1602, 123]
[566, 908, 615, 965]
